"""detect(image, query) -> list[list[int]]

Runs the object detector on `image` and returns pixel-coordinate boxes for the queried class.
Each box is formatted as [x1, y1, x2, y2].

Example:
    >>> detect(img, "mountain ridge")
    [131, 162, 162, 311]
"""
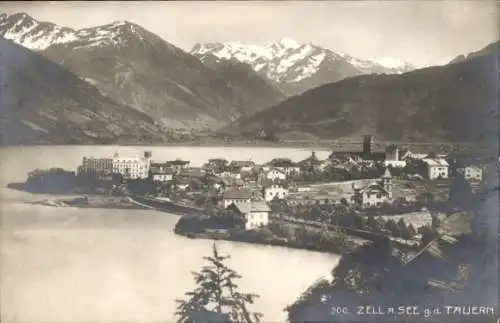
[191, 39, 415, 96]
[0, 37, 170, 145]
[0, 12, 284, 130]
[228, 41, 499, 144]
[449, 40, 500, 65]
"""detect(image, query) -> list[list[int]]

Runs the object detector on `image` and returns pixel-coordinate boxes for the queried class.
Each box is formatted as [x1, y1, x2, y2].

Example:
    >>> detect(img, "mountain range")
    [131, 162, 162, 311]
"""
[1, 12, 497, 145]
[226, 40, 499, 143]
[0, 12, 284, 131]
[0, 37, 169, 145]
[191, 38, 415, 96]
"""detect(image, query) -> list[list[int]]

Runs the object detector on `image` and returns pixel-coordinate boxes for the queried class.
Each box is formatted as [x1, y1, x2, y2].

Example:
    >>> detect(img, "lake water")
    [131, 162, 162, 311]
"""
[0, 146, 339, 323]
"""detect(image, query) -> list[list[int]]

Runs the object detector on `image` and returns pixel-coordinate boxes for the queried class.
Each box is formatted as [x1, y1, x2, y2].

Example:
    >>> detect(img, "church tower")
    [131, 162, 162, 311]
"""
[380, 167, 393, 199]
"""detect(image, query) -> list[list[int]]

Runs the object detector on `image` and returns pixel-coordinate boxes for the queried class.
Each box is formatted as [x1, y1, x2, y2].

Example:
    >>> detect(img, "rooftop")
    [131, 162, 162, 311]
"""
[381, 168, 393, 179]
[166, 159, 190, 165]
[263, 180, 288, 189]
[267, 168, 286, 175]
[178, 168, 205, 177]
[150, 167, 176, 175]
[267, 159, 298, 167]
[234, 200, 271, 214]
[230, 160, 255, 167]
[223, 188, 252, 199]
[358, 183, 390, 195]
[422, 158, 449, 167]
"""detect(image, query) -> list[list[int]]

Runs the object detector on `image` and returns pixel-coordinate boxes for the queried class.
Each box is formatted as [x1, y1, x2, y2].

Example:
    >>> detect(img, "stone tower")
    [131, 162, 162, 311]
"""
[381, 167, 393, 199]
[363, 135, 372, 156]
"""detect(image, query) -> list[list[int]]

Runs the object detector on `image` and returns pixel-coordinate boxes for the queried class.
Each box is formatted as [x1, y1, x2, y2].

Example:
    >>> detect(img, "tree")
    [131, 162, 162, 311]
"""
[206, 159, 229, 174]
[418, 225, 438, 245]
[366, 216, 382, 233]
[352, 214, 367, 230]
[448, 173, 473, 209]
[418, 191, 435, 206]
[384, 219, 400, 237]
[431, 214, 441, 231]
[407, 223, 417, 237]
[175, 243, 263, 323]
[339, 198, 349, 206]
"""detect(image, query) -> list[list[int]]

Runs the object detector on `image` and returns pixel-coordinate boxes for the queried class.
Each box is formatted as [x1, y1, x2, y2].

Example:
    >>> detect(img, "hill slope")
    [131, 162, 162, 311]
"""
[449, 41, 500, 65]
[191, 38, 415, 96]
[0, 38, 169, 145]
[230, 43, 499, 143]
[0, 13, 284, 130]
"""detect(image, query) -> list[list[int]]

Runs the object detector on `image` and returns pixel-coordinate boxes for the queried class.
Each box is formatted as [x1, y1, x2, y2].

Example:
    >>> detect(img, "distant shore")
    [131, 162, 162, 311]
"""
[1, 140, 489, 153]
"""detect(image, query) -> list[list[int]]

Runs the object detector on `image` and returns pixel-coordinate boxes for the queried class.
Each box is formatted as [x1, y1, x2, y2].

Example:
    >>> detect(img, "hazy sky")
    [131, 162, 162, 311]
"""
[1, 1, 498, 67]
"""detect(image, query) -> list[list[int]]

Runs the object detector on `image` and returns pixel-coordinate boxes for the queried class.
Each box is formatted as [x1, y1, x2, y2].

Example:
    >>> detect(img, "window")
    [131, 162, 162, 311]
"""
[376, 193, 382, 198]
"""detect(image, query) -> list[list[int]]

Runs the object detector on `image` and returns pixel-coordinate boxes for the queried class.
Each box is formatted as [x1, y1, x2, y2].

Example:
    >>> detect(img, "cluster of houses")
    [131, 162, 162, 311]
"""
[76, 136, 487, 231]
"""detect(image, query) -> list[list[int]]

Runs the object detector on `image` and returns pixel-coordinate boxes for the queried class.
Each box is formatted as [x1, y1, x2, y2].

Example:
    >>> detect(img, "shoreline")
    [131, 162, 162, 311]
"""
[174, 228, 354, 255]
[26, 195, 148, 210]
[173, 215, 360, 255]
[0, 141, 488, 152]
[20, 190, 356, 255]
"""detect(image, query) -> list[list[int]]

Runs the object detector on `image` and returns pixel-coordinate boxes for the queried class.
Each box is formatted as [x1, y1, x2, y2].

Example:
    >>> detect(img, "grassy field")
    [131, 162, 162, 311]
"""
[391, 179, 452, 201]
[439, 211, 472, 236]
[296, 179, 453, 202]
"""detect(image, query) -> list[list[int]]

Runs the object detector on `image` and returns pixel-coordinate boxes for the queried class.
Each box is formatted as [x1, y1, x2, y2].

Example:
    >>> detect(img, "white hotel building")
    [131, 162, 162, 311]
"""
[112, 151, 152, 179]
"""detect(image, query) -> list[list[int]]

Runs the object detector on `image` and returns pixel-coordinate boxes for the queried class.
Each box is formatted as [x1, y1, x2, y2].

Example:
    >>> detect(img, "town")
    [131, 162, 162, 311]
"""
[22, 135, 490, 253]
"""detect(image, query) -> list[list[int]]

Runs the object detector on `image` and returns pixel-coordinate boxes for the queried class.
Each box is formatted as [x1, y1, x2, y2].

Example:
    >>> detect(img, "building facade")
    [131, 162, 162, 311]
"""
[112, 151, 152, 179]
[384, 145, 407, 168]
[78, 157, 113, 178]
[422, 158, 449, 179]
[166, 159, 190, 172]
[151, 168, 175, 182]
[232, 201, 271, 230]
[265, 168, 287, 181]
[230, 160, 255, 173]
[457, 165, 483, 182]
[263, 184, 289, 201]
[352, 168, 392, 208]
[222, 188, 252, 208]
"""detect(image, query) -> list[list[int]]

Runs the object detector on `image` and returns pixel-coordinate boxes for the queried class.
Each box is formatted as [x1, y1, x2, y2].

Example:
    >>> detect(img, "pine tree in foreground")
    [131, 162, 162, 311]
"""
[175, 243, 263, 323]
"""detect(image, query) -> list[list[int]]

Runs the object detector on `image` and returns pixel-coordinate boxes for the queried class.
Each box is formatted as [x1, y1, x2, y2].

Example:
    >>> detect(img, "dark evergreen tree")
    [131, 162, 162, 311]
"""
[353, 214, 367, 230]
[175, 243, 262, 323]
[418, 225, 438, 245]
[448, 172, 473, 209]
[384, 219, 400, 237]
[397, 218, 410, 239]
[407, 223, 417, 237]
[431, 214, 441, 231]
[366, 216, 381, 233]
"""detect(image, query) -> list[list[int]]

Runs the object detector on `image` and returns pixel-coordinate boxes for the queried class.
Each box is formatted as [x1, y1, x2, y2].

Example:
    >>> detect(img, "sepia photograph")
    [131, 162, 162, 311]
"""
[0, 1, 499, 322]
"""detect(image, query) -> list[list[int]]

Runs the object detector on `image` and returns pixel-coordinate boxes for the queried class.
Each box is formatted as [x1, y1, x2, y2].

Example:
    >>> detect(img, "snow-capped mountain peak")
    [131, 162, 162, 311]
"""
[0, 13, 151, 51]
[191, 39, 416, 91]
[273, 37, 300, 49]
[369, 57, 412, 70]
